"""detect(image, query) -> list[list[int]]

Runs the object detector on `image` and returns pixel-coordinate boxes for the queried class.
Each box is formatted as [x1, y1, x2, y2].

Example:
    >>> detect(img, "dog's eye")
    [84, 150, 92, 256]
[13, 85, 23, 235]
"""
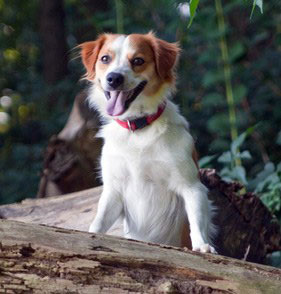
[132, 57, 145, 66]
[101, 55, 111, 64]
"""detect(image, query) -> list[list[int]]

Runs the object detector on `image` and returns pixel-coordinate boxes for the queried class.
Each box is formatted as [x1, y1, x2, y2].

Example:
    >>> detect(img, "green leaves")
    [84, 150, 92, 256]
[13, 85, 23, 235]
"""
[251, 162, 281, 215]
[233, 85, 247, 104]
[187, 0, 264, 28]
[216, 127, 255, 185]
[188, 0, 200, 28]
[220, 165, 248, 185]
[250, 0, 263, 19]
[198, 154, 217, 168]
[231, 126, 255, 155]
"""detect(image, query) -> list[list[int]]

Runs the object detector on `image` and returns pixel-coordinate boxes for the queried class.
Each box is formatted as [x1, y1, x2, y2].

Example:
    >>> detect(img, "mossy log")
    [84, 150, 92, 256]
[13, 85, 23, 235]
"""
[1, 219, 281, 294]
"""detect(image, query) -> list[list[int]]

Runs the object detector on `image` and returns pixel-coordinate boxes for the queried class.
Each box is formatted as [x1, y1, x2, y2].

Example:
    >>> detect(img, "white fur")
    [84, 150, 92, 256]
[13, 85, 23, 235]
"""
[101, 35, 143, 93]
[87, 35, 217, 253]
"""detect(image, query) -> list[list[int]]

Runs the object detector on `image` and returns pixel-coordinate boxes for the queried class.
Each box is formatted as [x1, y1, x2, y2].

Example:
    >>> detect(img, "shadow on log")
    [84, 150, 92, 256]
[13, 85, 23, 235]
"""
[0, 219, 281, 294]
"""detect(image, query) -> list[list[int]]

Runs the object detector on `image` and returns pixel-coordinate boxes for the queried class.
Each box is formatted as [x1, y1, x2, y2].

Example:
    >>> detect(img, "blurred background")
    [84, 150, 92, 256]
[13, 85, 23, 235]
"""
[0, 0, 280, 222]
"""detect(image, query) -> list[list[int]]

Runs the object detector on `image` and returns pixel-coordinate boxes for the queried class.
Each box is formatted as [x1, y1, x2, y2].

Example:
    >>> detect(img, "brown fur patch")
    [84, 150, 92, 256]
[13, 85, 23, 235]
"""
[146, 32, 180, 82]
[80, 34, 121, 80]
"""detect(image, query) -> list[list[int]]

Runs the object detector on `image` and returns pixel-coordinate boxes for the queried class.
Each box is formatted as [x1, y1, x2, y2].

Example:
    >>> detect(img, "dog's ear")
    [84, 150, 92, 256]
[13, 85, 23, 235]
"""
[79, 34, 106, 80]
[148, 32, 181, 81]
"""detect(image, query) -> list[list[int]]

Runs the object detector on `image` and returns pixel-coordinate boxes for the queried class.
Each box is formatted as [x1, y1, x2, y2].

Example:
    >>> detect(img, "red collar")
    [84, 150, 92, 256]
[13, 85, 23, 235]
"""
[115, 101, 167, 132]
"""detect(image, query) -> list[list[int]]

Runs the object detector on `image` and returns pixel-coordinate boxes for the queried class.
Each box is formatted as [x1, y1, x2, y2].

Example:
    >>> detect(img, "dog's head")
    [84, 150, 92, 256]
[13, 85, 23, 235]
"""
[80, 32, 180, 119]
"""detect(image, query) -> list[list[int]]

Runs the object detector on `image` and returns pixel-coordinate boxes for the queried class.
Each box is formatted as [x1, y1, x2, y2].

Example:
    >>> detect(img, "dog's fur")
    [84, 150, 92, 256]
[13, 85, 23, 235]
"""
[80, 32, 216, 253]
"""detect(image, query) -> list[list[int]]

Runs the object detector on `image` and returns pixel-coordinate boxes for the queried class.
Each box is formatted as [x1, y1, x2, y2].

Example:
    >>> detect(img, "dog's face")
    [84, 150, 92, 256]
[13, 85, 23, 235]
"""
[80, 33, 180, 118]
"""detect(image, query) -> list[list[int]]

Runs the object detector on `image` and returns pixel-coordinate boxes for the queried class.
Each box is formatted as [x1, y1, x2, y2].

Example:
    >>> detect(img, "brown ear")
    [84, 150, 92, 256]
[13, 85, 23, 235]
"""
[148, 33, 181, 81]
[79, 35, 106, 80]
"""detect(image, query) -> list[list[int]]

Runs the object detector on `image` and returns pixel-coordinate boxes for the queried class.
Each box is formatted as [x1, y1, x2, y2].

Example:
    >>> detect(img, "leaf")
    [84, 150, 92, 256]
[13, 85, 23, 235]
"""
[207, 113, 229, 135]
[250, 0, 263, 19]
[218, 151, 232, 163]
[239, 150, 252, 160]
[231, 132, 247, 155]
[198, 154, 217, 168]
[233, 166, 248, 185]
[203, 70, 225, 88]
[233, 84, 248, 104]
[252, 162, 275, 192]
[230, 126, 256, 155]
[201, 93, 224, 107]
[197, 49, 219, 64]
[229, 42, 245, 62]
[266, 173, 280, 186]
[188, 0, 200, 28]
[220, 165, 247, 185]
[256, 0, 263, 13]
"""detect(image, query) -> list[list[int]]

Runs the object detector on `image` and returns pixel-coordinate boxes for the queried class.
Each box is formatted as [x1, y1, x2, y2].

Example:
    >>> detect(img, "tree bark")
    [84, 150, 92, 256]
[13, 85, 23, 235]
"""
[39, 0, 68, 85]
[0, 219, 281, 294]
[39, 0, 68, 109]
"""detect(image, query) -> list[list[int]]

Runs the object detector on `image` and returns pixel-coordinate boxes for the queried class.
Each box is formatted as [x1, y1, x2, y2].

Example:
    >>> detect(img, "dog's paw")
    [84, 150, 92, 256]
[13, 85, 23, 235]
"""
[193, 243, 217, 254]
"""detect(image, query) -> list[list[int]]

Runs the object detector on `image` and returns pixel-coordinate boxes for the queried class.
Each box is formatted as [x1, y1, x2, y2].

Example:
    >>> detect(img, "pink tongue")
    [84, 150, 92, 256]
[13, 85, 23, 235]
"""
[106, 91, 131, 116]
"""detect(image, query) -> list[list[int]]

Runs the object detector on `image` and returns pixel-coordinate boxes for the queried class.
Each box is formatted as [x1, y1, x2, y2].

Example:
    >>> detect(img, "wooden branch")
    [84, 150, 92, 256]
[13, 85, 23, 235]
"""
[1, 219, 281, 294]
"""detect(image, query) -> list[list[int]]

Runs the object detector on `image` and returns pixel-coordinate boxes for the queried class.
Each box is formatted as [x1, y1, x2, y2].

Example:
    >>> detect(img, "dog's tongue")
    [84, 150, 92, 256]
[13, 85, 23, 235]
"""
[106, 91, 131, 116]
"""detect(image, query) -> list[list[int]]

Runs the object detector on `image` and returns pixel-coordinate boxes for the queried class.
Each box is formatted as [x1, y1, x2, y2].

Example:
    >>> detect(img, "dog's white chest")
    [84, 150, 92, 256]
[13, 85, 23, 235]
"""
[101, 130, 187, 246]
[123, 157, 185, 245]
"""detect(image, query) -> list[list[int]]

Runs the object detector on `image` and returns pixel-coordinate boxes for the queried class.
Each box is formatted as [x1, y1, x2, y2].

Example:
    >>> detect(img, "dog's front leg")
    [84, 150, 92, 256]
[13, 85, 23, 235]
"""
[180, 183, 216, 253]
[89, 188, 123, 233]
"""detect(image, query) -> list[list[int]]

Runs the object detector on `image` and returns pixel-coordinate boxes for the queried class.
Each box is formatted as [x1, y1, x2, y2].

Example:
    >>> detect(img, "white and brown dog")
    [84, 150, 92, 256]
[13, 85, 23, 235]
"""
[80, 32, 216, 253]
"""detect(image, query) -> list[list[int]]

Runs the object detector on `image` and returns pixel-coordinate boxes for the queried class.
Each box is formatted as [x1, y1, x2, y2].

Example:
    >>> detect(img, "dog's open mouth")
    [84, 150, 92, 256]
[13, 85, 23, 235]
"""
[104, 81, 147, 116]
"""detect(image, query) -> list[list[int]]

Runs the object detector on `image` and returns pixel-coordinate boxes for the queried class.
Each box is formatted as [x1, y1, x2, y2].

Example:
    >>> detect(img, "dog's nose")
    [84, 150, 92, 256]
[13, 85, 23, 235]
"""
[106, 72, 124, 89]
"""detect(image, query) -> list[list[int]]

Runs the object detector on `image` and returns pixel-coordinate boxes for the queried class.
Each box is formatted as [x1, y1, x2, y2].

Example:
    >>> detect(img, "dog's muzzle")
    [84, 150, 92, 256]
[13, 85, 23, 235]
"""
[104, 80, 147, 116]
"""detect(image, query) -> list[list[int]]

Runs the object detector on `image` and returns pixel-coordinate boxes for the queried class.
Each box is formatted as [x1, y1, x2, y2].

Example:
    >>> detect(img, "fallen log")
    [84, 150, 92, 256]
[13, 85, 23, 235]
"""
[1, 170, 281, 265]
[0, 219, 281, 294]
[0, 187, 121, 237]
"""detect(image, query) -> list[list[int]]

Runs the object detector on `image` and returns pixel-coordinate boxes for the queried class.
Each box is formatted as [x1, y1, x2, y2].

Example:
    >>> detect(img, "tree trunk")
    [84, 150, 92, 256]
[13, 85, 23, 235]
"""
[39, 0, 68, 108]
[0, 219, 281, 294]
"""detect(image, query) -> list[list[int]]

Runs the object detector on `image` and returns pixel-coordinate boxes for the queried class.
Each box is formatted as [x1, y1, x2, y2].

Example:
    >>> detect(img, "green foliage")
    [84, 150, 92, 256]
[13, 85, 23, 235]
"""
[188, 0, 200, 28]
[206, 128, 253, 185]
[251, 0, 263, 19]
[252, 162, 281, 218]
[188, 0, 263, 28]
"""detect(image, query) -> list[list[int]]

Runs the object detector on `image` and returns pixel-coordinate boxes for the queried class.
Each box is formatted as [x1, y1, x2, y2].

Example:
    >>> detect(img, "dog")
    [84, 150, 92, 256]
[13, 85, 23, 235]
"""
[80, 32, 216, 253]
